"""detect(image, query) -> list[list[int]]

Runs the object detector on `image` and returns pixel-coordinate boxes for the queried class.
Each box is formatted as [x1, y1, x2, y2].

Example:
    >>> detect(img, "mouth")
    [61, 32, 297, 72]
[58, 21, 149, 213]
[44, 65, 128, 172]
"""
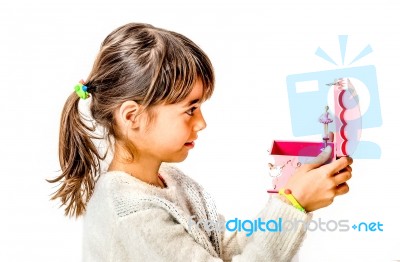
[184, 141, 195, 148]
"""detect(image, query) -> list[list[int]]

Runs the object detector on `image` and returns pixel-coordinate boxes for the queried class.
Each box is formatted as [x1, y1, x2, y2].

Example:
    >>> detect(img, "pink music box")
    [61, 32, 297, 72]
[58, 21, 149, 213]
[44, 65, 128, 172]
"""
[267, 78, 361, 193]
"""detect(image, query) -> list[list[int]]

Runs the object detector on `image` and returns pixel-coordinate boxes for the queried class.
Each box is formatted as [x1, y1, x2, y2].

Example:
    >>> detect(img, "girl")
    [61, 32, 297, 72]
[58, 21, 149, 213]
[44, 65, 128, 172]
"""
[48, 23, 352, 261]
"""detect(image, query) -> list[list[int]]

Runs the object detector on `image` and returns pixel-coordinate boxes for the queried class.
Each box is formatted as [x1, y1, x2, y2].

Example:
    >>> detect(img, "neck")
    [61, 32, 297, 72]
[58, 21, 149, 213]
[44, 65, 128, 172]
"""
[108, 145, 164, 188]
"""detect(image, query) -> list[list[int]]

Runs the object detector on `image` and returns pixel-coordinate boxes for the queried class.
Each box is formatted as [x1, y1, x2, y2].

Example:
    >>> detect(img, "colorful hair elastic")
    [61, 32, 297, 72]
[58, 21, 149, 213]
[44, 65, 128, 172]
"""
[74, 81, 89, 99]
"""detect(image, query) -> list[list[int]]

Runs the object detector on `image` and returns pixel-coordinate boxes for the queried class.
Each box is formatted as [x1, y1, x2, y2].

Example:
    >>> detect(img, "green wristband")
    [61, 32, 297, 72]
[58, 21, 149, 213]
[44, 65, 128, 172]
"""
[279, 188, 305, 212]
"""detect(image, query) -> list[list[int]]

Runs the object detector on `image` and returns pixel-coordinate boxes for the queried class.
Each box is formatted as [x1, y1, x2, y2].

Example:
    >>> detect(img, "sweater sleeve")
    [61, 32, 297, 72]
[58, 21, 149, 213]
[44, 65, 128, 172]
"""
[116, 207, 222, 262]
[116, 196, 311, 262]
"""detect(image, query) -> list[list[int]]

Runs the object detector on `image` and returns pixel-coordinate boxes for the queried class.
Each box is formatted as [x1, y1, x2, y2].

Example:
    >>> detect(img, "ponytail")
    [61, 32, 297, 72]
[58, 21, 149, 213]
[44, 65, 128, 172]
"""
[48, 93, 104, 217]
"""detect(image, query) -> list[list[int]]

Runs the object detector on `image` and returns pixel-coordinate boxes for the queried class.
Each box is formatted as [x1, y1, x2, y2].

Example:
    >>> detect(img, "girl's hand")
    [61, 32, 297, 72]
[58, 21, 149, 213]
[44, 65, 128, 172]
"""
[284, 146, 353, 212]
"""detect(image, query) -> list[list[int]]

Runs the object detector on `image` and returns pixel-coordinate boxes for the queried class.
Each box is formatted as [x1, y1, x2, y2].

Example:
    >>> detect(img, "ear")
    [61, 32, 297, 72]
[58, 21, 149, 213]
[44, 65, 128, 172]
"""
[117, 101, 142, 129]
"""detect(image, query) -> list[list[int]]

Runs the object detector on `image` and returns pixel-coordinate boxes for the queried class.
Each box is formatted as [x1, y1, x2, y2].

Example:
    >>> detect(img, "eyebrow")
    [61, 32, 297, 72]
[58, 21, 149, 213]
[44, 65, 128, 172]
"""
[186, 99, 200, 107]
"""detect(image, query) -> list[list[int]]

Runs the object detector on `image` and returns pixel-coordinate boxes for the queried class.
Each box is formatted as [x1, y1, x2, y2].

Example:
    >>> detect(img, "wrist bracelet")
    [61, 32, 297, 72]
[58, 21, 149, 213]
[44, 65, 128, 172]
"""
[278, 188, 305, 212]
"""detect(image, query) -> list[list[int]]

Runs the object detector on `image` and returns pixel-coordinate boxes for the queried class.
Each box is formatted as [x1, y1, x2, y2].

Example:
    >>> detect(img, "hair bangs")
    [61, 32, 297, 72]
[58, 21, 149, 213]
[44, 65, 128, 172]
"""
[152, 32, 215, 105]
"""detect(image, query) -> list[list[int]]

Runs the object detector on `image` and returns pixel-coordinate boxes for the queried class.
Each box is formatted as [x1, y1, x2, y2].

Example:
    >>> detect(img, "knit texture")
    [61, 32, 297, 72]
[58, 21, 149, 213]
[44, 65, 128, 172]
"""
[82, 163, 312, 261]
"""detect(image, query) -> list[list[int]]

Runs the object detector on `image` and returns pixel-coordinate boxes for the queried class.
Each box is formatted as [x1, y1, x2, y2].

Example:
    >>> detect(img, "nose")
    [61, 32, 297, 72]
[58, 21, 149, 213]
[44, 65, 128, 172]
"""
[194, 109, 207, 132]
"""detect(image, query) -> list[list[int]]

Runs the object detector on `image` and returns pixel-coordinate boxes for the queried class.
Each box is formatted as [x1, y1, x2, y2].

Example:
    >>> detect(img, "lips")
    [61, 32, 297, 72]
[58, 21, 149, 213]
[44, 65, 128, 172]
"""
[184, 141, 195, 148]
[185, 136, 197, 148]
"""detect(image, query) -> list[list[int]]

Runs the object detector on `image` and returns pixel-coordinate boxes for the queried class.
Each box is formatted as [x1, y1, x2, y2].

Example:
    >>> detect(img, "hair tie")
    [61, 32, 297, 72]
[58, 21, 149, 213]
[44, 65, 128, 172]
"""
[74, 80, 90, 99]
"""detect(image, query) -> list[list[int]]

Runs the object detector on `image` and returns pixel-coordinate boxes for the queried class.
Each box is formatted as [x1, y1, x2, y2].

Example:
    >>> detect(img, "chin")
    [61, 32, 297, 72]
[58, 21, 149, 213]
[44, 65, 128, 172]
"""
[164, 153, 189, 163]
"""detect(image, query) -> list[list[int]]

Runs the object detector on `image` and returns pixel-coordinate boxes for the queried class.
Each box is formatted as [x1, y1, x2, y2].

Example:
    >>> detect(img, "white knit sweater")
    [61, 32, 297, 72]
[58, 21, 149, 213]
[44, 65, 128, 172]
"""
[82, 164, 312, 261]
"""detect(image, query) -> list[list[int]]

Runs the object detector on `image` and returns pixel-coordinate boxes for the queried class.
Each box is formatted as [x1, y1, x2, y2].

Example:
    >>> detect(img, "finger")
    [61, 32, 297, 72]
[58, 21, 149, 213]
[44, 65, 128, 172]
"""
[328, 132, 334, 142]
[342, 165, 352, 172]
[333, 170, 352, 185]
[337, 165, 352, 174]
[335, 182, 349, 196]
[329, 156, 353, 174]
[300, 146, 332, 169]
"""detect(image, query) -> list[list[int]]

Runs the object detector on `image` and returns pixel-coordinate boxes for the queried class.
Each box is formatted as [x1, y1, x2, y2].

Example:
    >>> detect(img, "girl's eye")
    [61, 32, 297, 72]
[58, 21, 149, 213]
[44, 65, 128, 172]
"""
[186, 107, 197, 116]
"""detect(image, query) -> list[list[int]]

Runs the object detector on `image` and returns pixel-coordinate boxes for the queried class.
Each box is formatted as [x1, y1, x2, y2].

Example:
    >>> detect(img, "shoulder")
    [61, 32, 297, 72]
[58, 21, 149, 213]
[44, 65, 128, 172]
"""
[86, 164, 206, 219]
[91, 167, 201, 218]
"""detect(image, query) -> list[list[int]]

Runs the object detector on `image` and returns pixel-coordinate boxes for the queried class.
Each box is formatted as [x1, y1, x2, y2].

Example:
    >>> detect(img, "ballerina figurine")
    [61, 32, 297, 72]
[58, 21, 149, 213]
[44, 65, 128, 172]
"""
[319, 105, 333, 148]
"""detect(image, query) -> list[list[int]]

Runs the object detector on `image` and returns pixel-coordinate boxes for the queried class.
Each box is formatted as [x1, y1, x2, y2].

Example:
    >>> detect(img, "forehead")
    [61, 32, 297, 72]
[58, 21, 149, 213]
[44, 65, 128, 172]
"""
[183, 80, 204, 103]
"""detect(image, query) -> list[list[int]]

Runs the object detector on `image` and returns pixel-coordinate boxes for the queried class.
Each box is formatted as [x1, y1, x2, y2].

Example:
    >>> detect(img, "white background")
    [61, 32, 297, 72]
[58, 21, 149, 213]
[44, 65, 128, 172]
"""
[1, 0, 399, 261]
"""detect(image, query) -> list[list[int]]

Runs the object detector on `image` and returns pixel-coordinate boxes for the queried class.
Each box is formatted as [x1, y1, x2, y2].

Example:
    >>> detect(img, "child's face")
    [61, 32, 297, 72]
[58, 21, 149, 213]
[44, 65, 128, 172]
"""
[135, 79, 207, 163]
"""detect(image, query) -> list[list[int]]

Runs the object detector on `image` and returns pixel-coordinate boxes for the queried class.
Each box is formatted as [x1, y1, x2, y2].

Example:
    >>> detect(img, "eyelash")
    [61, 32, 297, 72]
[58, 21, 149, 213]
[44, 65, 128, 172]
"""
[186, 107, 197, 116]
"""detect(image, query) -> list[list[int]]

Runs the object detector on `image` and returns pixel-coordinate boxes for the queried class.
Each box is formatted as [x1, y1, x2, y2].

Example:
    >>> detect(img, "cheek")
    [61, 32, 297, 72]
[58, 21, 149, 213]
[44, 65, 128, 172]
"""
[167, 116, 190, 129]
[148, 113, 192, 140]
[164, 121, 191, 143]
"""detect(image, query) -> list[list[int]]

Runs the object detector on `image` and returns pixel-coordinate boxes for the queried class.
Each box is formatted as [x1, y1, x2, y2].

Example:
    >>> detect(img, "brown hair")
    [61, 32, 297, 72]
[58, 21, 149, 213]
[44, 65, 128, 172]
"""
[47, 23, 215, 217]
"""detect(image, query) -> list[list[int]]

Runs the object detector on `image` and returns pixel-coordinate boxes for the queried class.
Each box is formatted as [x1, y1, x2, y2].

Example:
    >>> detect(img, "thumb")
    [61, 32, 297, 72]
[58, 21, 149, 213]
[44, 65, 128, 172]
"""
[301, 145, 332, 167]
[328, 131, 334, 142]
